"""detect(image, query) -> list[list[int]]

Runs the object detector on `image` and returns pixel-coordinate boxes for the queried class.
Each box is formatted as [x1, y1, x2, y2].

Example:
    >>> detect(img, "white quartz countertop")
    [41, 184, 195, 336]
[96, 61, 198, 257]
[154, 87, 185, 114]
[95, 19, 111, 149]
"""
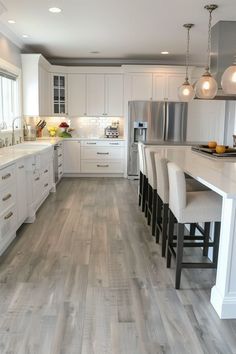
[153, 146, 236, 198]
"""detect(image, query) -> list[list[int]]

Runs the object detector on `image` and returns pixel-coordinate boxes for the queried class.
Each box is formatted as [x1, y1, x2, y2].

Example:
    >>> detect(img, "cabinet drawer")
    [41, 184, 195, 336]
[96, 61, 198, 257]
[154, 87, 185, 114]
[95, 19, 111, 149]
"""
[0, 184, 16, 215]
[81, 160, 124, 173]
[81, 140, 124, 147]
[81, 147, 124, 160]
[0, 205, 17, 242]
[0, 165, 16, 189]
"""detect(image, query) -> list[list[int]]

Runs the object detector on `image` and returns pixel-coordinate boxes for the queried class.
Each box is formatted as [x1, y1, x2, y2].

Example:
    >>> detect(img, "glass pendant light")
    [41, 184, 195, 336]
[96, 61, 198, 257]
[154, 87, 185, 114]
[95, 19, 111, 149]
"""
[195, 4, 218, 99]
[178, 23, 195, 102]
[221, 57, 236, 94]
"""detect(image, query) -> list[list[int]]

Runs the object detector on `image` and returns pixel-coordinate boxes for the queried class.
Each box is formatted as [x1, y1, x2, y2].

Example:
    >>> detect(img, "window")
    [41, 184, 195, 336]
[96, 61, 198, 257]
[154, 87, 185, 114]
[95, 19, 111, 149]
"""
[0, 71, 19, 130]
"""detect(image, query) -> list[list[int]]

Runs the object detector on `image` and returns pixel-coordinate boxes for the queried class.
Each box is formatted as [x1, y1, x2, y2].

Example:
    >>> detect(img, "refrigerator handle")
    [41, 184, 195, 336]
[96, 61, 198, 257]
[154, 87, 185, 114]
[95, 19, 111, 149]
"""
[163, 102, 169, 141]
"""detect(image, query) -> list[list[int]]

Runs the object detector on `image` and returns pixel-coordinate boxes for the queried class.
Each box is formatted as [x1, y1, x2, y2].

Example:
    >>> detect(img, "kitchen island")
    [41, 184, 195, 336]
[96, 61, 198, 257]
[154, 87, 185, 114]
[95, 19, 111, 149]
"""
[148, 145, 236, 319]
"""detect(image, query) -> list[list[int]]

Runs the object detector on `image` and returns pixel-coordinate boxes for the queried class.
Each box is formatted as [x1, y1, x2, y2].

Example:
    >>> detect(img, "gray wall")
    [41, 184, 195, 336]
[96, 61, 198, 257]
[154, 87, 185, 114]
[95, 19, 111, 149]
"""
[0, 32, 21, 67]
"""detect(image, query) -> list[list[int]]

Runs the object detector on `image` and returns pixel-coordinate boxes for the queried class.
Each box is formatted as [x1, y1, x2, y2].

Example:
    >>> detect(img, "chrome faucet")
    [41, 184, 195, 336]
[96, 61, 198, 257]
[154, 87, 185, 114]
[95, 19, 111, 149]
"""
[12, 117, 27, 146]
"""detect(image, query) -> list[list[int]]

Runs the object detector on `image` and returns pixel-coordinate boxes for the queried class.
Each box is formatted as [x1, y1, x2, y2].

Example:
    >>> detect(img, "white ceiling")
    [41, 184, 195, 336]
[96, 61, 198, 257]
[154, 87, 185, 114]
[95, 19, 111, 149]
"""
[0, 0, 236, 65]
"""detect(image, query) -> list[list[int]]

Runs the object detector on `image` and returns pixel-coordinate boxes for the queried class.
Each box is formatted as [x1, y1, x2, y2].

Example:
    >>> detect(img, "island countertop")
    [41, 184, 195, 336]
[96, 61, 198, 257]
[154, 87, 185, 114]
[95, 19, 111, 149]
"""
[147, 146, 236, 198]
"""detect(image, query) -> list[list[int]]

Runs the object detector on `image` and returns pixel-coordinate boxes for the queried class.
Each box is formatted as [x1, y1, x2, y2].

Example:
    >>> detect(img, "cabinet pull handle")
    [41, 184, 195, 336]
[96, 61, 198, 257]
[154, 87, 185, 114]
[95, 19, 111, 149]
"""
[97, 164, 109, 168]
[58, 163, 62, 167]
[2, 194, 12, 202]
[44, 183, 49, 188]
[44, 169, 48, 173]
[87, 142, 96, 145]
[97, 152, 109, 155]
[32, 163, 36, 166]
[2, 173, 11, 180]
[35, 177, 40, 181]
[4, 211, 13, 220]
[18, 165, 24, 169]
[109, 143, 119, 145]
[58, 154, 62, 157]
[59, 172, 63, 175]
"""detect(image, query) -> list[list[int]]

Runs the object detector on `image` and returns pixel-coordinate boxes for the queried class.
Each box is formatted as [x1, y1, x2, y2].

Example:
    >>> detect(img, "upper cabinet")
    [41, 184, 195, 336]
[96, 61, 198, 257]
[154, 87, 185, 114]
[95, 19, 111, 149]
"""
[130, 73, 153, 101]
[68, 73, 124, 117]
[52, 74, 67, 116]
[86, 74, 105, 116]
[86, 74, 123, 117]
[129, 71, 187, 102]
[21, 54, 51, 116]
[68, 74, 86, 117]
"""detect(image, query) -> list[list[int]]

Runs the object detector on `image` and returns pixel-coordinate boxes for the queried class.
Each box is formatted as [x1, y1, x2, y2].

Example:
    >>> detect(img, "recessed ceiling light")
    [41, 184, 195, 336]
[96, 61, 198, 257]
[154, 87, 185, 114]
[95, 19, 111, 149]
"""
[161, 51, 169, 55]
[22, 34, 29, 38]
[8, 19, 16, 24]
[49, 7, 62, 13]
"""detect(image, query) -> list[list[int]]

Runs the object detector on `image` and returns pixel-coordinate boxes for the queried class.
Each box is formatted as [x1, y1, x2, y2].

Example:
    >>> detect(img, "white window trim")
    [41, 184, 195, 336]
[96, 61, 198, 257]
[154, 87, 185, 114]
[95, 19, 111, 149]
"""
[0, 57, 22, 131]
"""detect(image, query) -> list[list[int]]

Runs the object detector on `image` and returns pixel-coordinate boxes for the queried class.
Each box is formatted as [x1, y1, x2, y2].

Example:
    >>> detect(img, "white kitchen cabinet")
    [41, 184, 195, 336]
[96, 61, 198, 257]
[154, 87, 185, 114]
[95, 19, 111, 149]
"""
[153, 74, 167, 101]
[130, 73, 153, 101]
[68, 74, 87, 117]
[16, 160, 27, 227]
[129, 72, 187, 102]
[21, 54, 51, 116]
[105, 75, 123, 116]
[63, 141, 81, 173]
[166, 75, 185, 101]
[187, 100, 226, 143]
[52, 74, 67, 116]
[87, 75, 105, 116]
[81, 140, 124, 174]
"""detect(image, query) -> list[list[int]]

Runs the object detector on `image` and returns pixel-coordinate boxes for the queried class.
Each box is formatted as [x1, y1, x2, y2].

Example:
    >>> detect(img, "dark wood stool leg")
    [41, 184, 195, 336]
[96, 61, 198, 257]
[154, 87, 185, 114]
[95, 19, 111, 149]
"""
[142, 176, 147, 213]
[138, 172, 143, 207]
[167, 210, 175, 268]
[203, 222, 211, 257]
[155, 195, 162, 243]
[147, 185, 152, 225]
[151, 190, 157, 236]
[190, 223, 196, 236]
[162, 203, 169, 257]
[175, 223, 185, 289]
[213, 222, 221, 267]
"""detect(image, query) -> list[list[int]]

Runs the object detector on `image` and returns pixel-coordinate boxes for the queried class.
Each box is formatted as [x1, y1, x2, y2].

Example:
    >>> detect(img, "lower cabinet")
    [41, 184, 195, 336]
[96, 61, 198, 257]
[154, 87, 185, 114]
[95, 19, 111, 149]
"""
[16, 160, 28, 227]
[81, 140, 124, 174]
[0, 164, 17, 255]
[63, 141, 81, 173]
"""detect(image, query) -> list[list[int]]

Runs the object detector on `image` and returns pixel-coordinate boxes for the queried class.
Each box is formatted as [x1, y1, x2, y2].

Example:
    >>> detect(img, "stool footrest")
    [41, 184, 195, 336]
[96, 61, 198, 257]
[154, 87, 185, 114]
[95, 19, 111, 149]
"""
[181, 262, 217, 269]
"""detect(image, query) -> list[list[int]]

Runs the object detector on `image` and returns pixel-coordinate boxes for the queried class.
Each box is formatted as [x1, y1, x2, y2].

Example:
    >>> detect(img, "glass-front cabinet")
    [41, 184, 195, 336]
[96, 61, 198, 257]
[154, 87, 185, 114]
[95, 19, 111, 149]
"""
[52, 74, 67, 115]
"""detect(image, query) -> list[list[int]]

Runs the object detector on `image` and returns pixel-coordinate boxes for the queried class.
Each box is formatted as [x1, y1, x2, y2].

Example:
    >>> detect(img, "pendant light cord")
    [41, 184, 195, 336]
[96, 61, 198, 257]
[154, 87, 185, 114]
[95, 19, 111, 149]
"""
[185, 27, 190, 81]
[206, 9, 213, 71]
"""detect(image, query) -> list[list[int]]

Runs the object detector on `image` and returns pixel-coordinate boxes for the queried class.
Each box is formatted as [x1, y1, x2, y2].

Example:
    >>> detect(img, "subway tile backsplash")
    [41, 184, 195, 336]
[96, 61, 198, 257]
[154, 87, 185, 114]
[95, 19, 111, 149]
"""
[43, 116, 124, 138]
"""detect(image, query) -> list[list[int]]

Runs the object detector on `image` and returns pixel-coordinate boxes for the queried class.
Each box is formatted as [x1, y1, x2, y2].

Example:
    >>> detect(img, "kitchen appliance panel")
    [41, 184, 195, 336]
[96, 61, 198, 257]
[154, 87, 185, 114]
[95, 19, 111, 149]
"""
[147, 101, 165, 141]
[165, 102, 187, 142]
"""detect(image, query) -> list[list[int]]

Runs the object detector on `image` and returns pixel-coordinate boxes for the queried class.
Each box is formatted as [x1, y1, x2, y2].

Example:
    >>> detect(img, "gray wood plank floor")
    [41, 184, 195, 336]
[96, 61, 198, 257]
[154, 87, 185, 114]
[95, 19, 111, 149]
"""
[0, 177, 235, 354]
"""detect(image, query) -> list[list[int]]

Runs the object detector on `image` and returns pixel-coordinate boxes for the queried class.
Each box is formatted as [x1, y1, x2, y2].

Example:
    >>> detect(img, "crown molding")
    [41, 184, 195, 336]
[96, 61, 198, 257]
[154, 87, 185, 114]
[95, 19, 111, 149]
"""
[0, 20, 24, 49]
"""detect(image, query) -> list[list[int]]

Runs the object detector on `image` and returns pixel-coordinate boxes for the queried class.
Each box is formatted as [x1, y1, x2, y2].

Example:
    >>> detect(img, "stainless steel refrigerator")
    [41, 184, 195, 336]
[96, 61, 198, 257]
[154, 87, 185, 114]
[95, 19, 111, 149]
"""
[128, 101, 187, 176]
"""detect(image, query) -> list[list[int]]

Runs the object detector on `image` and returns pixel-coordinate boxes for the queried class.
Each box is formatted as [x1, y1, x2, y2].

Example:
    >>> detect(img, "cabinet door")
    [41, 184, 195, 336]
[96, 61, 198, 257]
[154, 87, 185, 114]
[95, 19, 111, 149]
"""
[68, 74, 87, 117]
[39, 66, 51, 116]
[105, 75, 123, 116]
[87, 75, 105, 116]
[152, 74, 167, 101]
[130, 73, 153, 101]
[63, 141, 81, 173]
[16, 161, 27, 225]
[52, 74, 67, 115]
[166, 75, 184, 101]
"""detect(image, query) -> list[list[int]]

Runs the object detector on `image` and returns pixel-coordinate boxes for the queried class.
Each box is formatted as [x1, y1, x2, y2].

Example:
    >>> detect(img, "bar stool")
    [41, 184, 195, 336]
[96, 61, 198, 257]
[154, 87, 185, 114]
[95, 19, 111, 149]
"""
[154, 153, 210, 257]
[145, 148, 158, 235]
[167, 162, 222, 289]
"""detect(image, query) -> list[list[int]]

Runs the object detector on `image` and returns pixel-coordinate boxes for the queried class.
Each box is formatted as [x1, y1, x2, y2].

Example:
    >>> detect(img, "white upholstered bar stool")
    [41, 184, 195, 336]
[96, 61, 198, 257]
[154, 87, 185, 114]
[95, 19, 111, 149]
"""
[154, 153, 210, 257]
[145, 147, 158, 235]
[167, 162, 222, 289]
